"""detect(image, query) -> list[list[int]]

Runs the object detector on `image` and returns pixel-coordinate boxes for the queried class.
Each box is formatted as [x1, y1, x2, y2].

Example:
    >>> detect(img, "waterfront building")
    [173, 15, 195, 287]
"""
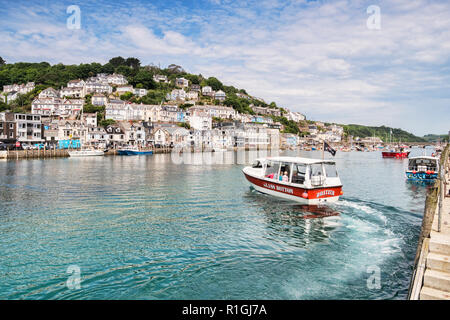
[105, 124, 126, 147]
[152, 126, 189, 147]
[119, 121, 146, 146]
[0, 112, 43, 144]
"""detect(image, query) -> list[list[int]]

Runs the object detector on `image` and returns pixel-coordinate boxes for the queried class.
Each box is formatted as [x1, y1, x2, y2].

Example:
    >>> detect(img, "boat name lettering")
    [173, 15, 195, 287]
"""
[316, 190, 335, 198]
[263, 183, 293, 194]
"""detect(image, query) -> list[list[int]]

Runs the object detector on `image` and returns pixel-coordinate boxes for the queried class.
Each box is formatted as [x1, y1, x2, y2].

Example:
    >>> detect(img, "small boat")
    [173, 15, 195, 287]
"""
[242, 157, 343, 204]
[117, 146, 153, 156]
[382, 150, 410, 158]
[406, 156, 439, 181]
[68, 149, 104, 157]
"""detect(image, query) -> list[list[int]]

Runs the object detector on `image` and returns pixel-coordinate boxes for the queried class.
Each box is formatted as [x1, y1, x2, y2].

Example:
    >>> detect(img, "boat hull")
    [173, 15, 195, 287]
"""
[117, 149, 153, 156]
[68, 151, 104, 157]
[382, 151, 409, 158]
[405, 171, 438, 181]
[243, 172, 342, 204]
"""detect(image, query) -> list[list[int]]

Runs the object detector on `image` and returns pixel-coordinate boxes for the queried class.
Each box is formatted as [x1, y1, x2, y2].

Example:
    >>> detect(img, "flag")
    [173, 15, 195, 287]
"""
[324, 141, 336, 156]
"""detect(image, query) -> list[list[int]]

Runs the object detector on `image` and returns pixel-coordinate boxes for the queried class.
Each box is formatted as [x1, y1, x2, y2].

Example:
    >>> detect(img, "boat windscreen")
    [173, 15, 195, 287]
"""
[324, 163, 338, 177]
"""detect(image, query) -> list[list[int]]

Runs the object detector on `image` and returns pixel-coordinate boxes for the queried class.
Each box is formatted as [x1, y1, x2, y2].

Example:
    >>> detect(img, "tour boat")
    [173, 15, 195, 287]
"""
[242, 157, 343, 204]
[117, 146, 153, 156]
[406, 156, 439, 181]
[68, 149, 104, 157]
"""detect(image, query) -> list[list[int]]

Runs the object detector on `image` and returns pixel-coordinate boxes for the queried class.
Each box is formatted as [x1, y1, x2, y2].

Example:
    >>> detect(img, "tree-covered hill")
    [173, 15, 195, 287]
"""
[0, 56, 282, 114]
[342, 124, 425, 142]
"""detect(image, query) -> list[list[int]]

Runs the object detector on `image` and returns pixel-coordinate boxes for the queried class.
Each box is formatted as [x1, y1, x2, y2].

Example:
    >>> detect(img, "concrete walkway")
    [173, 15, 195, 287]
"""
[420, 156, 450, 300]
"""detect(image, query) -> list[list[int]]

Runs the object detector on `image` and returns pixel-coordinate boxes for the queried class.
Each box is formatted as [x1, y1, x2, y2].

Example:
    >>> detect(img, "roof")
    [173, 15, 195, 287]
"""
[408, 156, 439, 160]
[256, 156, 336, 164]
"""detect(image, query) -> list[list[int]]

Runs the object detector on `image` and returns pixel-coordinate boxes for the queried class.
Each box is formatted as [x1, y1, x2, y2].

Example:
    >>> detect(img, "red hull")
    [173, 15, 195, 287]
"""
[244, 173, 342, 200]
[382, 151, 409, 158]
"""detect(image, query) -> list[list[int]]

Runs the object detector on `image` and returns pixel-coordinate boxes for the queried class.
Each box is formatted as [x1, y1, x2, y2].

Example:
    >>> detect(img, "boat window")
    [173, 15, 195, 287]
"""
[292, 163, 307, 185]
[265, 161, 280, 180]
[252, 160, 262, 168]
[310, 163, 325, 186]
[324, 163, 338, 178]
[279, 162, 291, 182]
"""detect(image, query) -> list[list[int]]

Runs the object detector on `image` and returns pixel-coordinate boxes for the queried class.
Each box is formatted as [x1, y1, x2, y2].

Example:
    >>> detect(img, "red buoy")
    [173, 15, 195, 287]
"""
[302, 192, 308, 199]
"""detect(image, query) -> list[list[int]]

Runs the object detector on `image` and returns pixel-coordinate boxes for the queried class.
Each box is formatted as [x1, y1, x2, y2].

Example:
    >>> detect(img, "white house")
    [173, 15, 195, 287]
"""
[92, 93, 107, 106]
[106, 73, 128, 85]
[153, 74, 168, 83]
[175, 77, 189, 88]
[116, 85, 134, 95]
[214, 90, 226, 101]
[60, 86, 85, 98]
[39, 87, 59, 99]
[170, 89, 186, 101]
[189, 111, 212, 130]
[67, 79, 86, 88]
[133, 88, 148, 97]
[202, 86, 214, 97]
[85, 81, 112, 94]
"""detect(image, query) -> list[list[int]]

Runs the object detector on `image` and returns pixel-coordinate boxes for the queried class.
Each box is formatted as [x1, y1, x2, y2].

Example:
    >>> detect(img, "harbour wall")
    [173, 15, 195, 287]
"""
[408, 143, 450, 299]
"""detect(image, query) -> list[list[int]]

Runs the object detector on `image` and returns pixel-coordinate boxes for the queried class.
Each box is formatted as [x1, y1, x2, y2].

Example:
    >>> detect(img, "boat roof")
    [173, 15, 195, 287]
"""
[408, 156, 439, 160]
[255, 156, 336, 164]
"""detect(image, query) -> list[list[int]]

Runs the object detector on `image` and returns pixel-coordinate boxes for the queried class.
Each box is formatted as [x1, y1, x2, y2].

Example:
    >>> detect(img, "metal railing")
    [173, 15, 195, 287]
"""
[438, 143, 450, 232]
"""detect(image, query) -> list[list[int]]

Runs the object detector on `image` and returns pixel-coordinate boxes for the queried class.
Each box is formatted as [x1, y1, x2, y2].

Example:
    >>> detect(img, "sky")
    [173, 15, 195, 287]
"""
[0, 0, 449, 136]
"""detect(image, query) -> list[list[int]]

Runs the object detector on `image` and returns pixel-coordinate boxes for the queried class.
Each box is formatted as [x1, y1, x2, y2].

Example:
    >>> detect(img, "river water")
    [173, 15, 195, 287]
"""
[0, 148, 434, 299]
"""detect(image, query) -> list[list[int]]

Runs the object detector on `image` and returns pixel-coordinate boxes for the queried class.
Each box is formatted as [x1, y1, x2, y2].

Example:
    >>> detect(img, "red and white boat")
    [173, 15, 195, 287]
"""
[242, 157, 343, 204]
[382, 146, 410, 158]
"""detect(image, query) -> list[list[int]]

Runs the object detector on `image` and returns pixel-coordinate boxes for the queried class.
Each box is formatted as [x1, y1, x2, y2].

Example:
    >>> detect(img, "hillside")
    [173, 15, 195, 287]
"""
[422, 134, 449, 143]
[0, 57, 281, 115]
[341, 124, 425, 143]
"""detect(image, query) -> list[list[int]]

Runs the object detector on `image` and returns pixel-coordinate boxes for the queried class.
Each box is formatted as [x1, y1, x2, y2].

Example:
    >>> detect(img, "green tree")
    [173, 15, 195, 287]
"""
[109, 56, 126, 68]
[130, 70, 156, 89]
[0, 57, 5, 66]
[125, 57, 141, 69]
[206, 77, 223, 91]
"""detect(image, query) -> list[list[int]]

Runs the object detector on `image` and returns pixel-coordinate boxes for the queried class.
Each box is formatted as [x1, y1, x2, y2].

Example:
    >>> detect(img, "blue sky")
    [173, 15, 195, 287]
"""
[1, 0, 449, 136]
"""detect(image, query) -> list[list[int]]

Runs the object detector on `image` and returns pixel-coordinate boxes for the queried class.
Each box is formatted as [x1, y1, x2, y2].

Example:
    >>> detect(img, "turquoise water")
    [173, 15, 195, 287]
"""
[0, 148, 433, 299]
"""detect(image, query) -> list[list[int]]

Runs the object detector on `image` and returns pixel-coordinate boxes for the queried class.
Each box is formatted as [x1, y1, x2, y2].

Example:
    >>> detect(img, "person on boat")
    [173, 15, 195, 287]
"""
[282, 171, 289, 182]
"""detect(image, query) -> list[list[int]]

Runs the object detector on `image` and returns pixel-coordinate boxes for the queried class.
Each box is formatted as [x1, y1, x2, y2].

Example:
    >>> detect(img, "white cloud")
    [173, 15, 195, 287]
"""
[1, 0, 450, 134]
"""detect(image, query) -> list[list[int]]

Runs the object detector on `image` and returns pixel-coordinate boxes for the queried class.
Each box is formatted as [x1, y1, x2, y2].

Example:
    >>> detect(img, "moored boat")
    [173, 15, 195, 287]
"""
[406, 156, 439, 181]
[117, 146, 153, 156]
[242, 157, 343, 204]
[68, 149, 104, 157]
